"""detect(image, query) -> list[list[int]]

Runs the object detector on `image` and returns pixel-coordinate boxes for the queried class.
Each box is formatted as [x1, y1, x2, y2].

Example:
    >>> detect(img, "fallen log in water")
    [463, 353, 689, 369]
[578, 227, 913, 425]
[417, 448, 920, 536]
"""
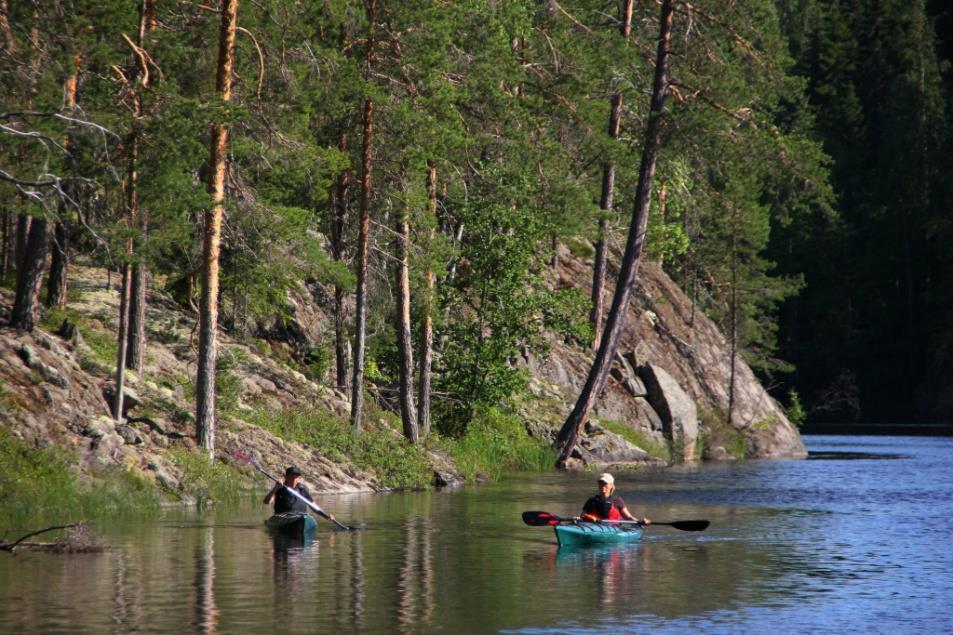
[0, 522, 106, 553]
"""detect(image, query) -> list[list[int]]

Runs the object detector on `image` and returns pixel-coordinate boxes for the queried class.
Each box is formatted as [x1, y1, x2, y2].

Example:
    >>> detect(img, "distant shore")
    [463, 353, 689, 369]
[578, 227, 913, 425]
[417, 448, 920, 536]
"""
[801, 422, 953, 436]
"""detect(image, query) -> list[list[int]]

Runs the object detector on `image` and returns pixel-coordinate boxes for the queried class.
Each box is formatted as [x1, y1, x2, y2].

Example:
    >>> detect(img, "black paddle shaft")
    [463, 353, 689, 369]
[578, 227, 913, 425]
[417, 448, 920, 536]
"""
[521, 510, 709, 532]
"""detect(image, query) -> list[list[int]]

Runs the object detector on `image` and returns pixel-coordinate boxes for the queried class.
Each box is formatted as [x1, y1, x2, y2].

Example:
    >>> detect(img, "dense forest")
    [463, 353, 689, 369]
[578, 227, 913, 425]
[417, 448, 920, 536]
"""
[1, 0, 950, 450]
[771, 0, 953, 422]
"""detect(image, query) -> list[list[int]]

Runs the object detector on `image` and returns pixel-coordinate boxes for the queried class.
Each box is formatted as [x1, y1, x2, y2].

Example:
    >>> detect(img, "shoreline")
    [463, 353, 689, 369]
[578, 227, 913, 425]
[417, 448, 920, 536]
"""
[801, 422, 953, 436]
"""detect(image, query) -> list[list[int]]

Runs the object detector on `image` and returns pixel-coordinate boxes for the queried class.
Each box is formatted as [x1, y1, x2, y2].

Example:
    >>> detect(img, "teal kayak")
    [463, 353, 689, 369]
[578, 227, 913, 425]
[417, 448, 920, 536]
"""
[265, 512, 317, 539]
[553, 522, 643, 547]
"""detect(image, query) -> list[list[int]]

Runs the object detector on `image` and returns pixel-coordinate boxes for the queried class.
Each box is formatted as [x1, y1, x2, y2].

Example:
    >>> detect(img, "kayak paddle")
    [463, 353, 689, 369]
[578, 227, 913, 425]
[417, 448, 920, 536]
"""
[522, 510, 709, 532]
[232, 450, 355, 531]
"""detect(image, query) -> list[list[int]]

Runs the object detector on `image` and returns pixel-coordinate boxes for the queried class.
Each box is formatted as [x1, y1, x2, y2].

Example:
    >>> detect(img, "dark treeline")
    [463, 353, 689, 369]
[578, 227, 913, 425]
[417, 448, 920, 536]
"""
[4, 0, 931, 456]
[771, 0, 953, 422]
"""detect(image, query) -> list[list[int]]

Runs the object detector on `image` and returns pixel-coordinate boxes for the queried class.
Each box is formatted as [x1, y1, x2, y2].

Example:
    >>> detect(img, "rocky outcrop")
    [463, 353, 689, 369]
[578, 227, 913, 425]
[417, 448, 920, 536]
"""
[0, 241, 804, 504]
[527, 246, 806, 465]
[0, 267, 388, 500]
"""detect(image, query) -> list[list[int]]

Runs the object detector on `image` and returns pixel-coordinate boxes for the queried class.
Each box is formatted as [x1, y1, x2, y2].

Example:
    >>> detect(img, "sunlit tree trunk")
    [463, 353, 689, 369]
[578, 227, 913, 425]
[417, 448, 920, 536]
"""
[350, 0, 376, 432]
[196, 0, 239, 458]
[46, 51, 82, 310]
[556, 0, 674, 467]
[590, 0, 633, 349]
[0, 0, 13, 53]
[417, 161, 437, 440]
[395, 188, 418, 443]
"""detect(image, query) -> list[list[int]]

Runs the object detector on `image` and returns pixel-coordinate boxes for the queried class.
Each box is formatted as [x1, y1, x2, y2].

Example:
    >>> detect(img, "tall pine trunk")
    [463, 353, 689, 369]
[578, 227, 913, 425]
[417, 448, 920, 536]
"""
[14, 214, 30, 272]
[126, 0, 157, 372]
[116, 1, 156, 418]
[46, 219, 69, 308]
[196, 0, 239, 458]
[126, 264, 147, 370]
[332, 134, 350, 390]
[9, 218, 49, 331]
[417, 161, 437, 440]
[350, 0, 377, 432]
[0, 2, 15, 279]
[556, 0, 674, 467]
[727, 205, 738, 427]
[395, 191, 418, 443]
[46, 51, 82, 310]
[590, 0, 633, 348]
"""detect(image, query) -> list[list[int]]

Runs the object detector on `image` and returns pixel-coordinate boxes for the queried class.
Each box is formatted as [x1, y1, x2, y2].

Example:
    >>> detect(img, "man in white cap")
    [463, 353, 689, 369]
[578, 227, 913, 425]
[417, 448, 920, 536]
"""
[580, 472, 651, 524]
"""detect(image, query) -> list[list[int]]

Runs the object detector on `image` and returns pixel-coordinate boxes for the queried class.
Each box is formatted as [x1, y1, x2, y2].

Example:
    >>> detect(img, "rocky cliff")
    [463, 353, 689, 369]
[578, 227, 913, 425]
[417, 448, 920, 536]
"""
[0, 251, 804, 501]
[525, 248, 805, 467]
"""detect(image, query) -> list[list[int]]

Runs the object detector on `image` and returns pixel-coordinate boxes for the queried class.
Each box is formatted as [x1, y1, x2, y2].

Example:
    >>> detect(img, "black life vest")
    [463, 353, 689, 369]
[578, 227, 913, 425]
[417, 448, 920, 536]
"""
[274, 485, 311, 514]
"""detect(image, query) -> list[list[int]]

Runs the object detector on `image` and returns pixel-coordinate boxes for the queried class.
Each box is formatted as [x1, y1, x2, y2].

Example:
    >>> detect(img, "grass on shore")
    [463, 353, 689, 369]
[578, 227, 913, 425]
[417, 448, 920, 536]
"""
[245, 404, 555, 489]
[0, 426, 159, 520]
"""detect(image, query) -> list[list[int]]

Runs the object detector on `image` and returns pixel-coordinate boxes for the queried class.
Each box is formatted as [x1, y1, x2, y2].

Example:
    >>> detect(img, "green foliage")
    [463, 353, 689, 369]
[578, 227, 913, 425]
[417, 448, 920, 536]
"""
[786, 388, 807, 427]
[247, 408, 432, 490]
[435, 162, 591, 435]
[169, 448, 244, 505]
[0, 426, 158, 518]
[446, 407, 555, 481]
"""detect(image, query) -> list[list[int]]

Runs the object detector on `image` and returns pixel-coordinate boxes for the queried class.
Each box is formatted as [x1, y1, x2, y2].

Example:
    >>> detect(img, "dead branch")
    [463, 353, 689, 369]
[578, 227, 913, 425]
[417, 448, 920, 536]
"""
[1, 523, 79, 552]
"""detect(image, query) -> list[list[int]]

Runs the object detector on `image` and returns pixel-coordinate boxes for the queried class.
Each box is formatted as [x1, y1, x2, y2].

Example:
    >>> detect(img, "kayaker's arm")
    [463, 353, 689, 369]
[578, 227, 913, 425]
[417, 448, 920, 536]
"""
[263, 483, 280, 505]
[619, 504, 650, 525]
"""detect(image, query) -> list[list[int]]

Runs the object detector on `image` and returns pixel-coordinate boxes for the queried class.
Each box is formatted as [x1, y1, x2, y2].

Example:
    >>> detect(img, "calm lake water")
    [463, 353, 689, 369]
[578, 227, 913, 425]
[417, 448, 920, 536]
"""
[1, 435, 952, 634]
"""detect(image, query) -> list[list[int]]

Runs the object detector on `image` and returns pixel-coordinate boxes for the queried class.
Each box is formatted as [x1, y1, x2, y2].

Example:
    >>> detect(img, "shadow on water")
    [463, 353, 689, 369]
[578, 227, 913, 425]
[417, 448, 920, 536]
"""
[807, 451, 906, 460]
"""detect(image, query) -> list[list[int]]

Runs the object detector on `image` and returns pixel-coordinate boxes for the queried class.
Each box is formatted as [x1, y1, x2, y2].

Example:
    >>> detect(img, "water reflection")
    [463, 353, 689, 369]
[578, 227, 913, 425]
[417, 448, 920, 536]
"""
[194, 525, 219, 634]
[397, 515, 435, 633]
[3, 437, 953, 633]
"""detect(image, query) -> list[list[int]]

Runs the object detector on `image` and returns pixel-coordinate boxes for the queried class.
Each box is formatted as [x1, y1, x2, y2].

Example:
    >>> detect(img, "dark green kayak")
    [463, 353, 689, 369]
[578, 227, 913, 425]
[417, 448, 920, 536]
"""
[265, 512, 317, 538]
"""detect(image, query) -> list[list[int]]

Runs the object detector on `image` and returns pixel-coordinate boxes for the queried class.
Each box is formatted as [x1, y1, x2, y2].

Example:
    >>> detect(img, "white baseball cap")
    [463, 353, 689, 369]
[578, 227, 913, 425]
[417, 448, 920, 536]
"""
[597, 473, 614, 485]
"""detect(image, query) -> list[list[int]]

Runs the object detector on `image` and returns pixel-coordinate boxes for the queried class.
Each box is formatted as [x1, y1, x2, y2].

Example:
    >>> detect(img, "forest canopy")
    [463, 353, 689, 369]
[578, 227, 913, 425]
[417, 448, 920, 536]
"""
[1, 0, 950, 435]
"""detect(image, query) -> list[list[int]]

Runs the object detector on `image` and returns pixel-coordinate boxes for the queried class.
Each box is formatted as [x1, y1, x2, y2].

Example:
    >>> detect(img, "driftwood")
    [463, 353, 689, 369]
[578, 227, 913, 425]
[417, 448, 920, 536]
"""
[0, 522, 106, 553]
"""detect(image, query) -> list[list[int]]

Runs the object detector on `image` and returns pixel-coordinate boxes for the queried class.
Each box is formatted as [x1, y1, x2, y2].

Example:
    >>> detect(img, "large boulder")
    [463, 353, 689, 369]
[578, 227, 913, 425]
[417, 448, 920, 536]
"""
[638, 362, 698, 462]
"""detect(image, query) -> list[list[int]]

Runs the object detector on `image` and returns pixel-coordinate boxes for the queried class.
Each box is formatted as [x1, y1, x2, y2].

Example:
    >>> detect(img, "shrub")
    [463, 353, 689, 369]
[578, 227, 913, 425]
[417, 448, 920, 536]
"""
[447, 407, 555, 481]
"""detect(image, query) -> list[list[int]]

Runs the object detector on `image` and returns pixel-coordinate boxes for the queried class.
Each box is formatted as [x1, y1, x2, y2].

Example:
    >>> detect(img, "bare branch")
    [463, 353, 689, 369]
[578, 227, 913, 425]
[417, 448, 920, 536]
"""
[236, 26, 266, 109]
[550, 0, 592, 33]
[0, 168, 57, 188]
[0, 111, 120, 138]
[0, 123, 67, 153]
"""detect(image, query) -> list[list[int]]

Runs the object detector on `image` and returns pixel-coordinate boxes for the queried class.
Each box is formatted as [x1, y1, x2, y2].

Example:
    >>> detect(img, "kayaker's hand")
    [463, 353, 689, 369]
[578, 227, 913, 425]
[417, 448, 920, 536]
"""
[641, 517, 651, 525]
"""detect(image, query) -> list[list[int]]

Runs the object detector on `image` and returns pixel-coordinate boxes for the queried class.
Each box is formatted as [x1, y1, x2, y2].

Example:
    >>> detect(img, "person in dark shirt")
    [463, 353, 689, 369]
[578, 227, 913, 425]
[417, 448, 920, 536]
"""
[580, 473, 650, 524]
[263, 466, 330, 519]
